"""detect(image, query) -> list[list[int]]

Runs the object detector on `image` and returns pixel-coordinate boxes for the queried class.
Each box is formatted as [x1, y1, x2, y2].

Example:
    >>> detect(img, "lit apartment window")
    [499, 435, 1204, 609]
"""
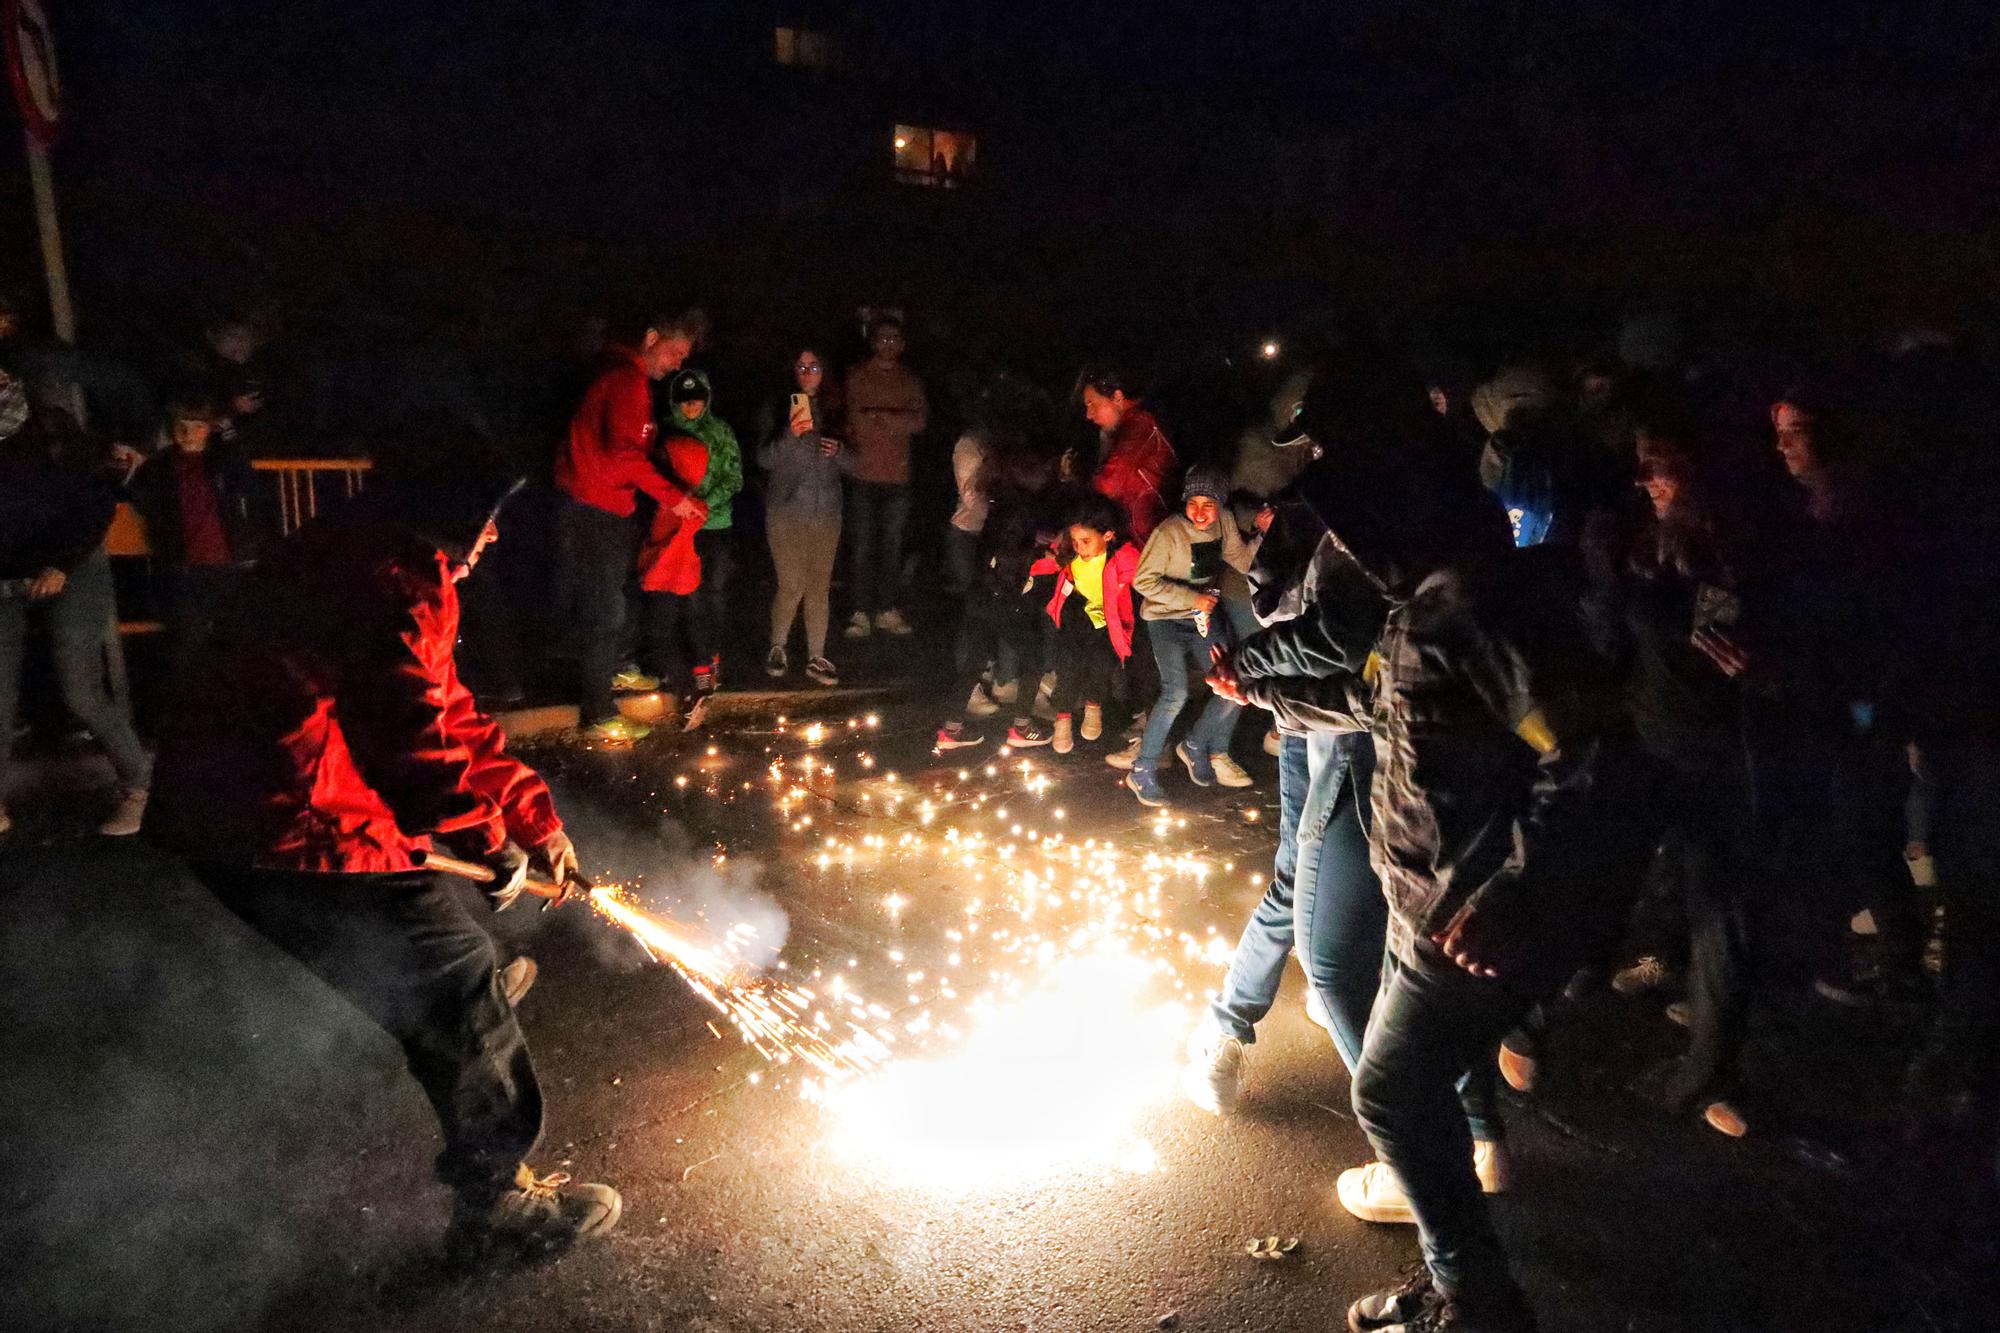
[892, 125, 976, 188]
[775, 26, 841, 70]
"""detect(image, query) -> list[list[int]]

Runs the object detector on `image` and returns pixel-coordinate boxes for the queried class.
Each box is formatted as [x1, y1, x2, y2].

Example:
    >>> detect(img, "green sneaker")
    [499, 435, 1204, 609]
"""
[584, 716, 653, 743]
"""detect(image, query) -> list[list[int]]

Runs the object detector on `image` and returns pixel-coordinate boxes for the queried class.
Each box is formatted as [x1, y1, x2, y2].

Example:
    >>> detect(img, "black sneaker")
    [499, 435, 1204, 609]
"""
[693, 660, 720, 695]
[935, 721, 984, 750]
[805, 656, 839, 687]
[448, 1165, 622, 1260]
[1006, 720, 1053, 748]
[1354, 1285, 1536, 1333]
[1349, 1262, 1437, 1332]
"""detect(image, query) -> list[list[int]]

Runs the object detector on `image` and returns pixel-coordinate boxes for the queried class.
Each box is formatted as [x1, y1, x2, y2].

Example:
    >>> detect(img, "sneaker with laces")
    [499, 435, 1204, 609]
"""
[1036, 670, 1057, 699]
[1348, 1263, 1438, 1332]
[765, 645, 788, 678]
[1104, 736, 1142, 770]
[1180, 1021, 1246, 1114]
[1006, 720, 1053, 748]
[584, 716, 653, 744]
[1053, 714, 1074, 754]
[610, 668, 660, 692]
[842, 611, 873, 639]
[1176, 741, 1217, 787]
[692, 665, 718, 696]
[805, 656, 839, 686]
[1126, 764, 1168, 807]
[1209, 752, 1253, 788]
[1611, 954, 1677, 997]
[498, 956, 537, 1008]
[935, 721, 984, 750]
[965, 684, 1000, 717]
[1080, 702, 1103, 741]
[873, 608, 913, 635]
[448, 1164, 622, 1258]
[1353, 1289, 1536, 1333]
[1336, 1140, 1511, 1224]
[99, 786, 149, 837]
[990, 679, 1019, 705]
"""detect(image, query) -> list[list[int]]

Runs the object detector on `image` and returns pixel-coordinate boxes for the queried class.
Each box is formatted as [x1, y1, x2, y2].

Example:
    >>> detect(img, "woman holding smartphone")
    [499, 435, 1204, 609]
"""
[757, 348, 851, 686]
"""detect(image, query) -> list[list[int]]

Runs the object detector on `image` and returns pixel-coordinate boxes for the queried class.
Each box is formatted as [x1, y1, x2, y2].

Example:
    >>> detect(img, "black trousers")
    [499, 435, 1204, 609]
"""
[642, 591, 694, 684]
[1050, 592, 1117, 716]
[560, 499, 641, 723]
[688, 528, 735, 670]
[950, 584, 1043, 720]
[199, 865, 544, 1205]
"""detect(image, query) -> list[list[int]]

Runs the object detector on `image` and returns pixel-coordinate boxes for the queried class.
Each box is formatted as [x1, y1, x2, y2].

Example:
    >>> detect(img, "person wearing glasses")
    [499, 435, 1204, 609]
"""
[840, 317, 928, 639]
[759, 348, 851, 685]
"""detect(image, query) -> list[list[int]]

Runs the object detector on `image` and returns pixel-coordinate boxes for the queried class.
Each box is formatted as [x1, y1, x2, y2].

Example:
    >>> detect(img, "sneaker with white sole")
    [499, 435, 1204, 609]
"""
[1176, 741, 1217, 787]
[1335, 1140, 1512, 1224]
[447, 1164, 622, 1260]
[966, 684, 1000, 717]
[842, 611, 873, 639]
[1104, 736, 1142, 770]
[1306, 987, 1334, 1033]
[990, 679, 1019, 705]
[1210, 752, 1253, 787]
[584, 716, 653, 744]
[935, 721, 984, 750]
[100, 786, 149, 837]
[1053, 714, 1074, 754]
[805, 656, 839, 686]
[1126, 764, 1168, 807]
[1006, 720, 1053, 748]
[498, 956, 538, 1007]
[764, 645, 788, 678]
[1081, 702, 1103, 741]
[873, 608, 913, 635]
[610, 668, 659, 692]
[1180, 1021, 1246, 1114]
[1611, 954, 1677, 997]
[1036, 670, 1056, 699]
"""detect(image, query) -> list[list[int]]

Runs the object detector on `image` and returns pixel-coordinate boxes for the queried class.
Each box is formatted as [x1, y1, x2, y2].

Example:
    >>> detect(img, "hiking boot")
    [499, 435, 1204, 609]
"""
[498, 956, 537, 1008]
[1006, 720, 1053, 748]
[1126, 764, 1168, 808]
[966, 683, 1000, 717]
[584, 716, 653, 744]
[842, 611, 873, 639]
[764, 645, 788, 678]
[1176, 741, 1217, 787]
[1081, 702, 1103, 741]
[1053, 714, 1074, 754]
[1104, 736, 1142, 770]
[1210, 752, 1253, 788]
[873, 608, 913, 636]
[448, 1165, 622, 1258]
[1336, 1141, 1511, 1224]
[610, 668, 659, 692]
[1348, 1262, 1437, 1332]
[1611, 955, 1677, 997]
[1180, 1020, 1245, 1114]
[100, 786, 149, 837]
[935, 721, 985, 751]
[805, 656, 839, 686]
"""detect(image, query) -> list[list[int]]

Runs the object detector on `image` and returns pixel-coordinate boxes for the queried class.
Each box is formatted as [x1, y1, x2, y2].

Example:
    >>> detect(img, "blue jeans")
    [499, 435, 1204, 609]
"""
[844, 481, 910, 615]
[1138, 615, 1240, 768]
[1292, 733, 1387, 1071]
[1208, 731, 1312, 1040]
[1352, 941, 1529, 1305]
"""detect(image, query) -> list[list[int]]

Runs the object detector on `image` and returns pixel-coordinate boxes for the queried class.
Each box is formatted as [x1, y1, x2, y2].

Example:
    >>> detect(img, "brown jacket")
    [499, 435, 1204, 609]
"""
[842, 360, 928, 485]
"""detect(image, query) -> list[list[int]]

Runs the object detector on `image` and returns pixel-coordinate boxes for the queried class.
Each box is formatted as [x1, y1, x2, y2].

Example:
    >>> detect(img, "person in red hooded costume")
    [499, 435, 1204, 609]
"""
[147, 447, 621, 1258]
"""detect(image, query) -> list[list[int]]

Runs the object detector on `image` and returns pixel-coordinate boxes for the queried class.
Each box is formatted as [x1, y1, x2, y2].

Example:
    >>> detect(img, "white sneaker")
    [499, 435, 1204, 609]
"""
[100, 785, 149, 837]
[498, 956, 538, 1008]
[874, 608, 913, 635]
[1210, 753, 1253, 788]
[1081, 702, 1103, 742]
[1335, 1140, 1512, 1224]
[965, 684, 1000, 717]
[1104, 736, 1142, 770]
[1052, 714, 1074, 754]
[842, 611, 873, 639]
[1180, 1021, 1246, 1114]
[1305, 988, 1333, 1033]
[1263, 728, 1282, 757]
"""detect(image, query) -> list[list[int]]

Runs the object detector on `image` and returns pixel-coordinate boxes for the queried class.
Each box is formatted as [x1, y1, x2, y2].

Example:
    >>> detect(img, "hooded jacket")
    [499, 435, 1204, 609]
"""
[1093, 406, 1178, 542]
[757, 392, 853, 521]
[662, 369, 743, 531]
[1296, 435, 1637, 988]
[146, 500, 562, 873]
[638, 435, 711, 594]
[556, 346, 689, 518]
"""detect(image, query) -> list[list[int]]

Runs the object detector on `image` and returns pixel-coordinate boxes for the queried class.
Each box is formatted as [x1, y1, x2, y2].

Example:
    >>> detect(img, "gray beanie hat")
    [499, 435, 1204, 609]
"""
[1181, 465, 1228, 507]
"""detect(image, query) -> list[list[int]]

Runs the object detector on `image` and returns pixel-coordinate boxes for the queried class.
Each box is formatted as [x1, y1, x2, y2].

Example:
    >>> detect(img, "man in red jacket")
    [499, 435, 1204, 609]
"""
[556, 307, 707, 741]
[147, 450, 620, 1258]
[1080, 366, 1180, 543]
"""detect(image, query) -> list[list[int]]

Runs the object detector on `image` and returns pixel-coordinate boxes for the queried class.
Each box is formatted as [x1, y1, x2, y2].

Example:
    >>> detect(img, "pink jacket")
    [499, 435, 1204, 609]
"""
[1033, 541, 1139, 661]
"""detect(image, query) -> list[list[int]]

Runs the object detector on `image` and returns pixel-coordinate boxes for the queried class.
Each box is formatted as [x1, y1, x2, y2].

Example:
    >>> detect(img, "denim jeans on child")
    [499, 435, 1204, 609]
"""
[1139, 614, 1240, 767]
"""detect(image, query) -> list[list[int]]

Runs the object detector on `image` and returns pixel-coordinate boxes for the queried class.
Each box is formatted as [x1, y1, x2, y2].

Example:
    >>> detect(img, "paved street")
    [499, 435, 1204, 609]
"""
[0, 680, 1980, 1333]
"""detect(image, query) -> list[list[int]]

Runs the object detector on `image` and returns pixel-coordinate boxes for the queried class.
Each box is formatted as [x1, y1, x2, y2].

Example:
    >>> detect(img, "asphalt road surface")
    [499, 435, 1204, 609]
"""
[1, 687, 1981, 1333]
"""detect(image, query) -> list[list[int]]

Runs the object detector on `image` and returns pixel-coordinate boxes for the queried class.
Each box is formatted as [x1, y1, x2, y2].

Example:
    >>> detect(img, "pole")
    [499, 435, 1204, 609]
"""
[419, 849, 581, 903]
[23, 128, 72, 342]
